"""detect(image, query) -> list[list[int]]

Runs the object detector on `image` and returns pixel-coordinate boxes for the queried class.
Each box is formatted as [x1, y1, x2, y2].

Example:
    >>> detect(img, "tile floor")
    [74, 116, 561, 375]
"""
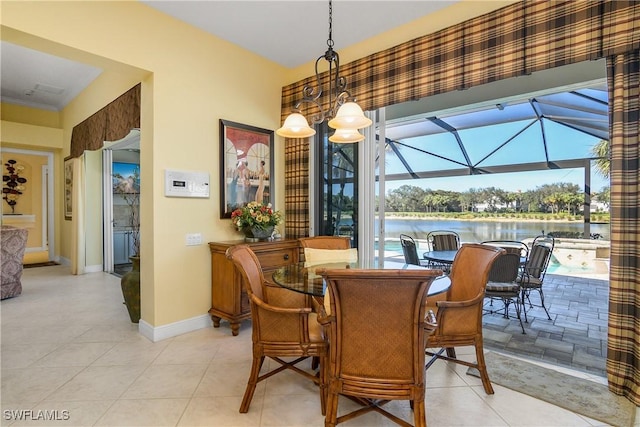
[0, 265, 633, 426]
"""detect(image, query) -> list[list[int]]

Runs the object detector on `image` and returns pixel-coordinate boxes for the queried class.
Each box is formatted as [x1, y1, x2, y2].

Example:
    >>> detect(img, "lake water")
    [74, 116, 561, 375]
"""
[379, 218, 610, 243]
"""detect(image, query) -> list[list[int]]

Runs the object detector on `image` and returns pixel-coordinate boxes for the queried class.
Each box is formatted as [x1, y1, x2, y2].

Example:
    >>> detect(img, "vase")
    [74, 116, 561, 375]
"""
[243, 225, 274, 242]
[120, 256, 141, 323]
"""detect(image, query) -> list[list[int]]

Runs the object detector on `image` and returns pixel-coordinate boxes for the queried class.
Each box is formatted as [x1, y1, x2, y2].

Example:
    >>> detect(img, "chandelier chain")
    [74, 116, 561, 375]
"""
[327, 0, 334, 48]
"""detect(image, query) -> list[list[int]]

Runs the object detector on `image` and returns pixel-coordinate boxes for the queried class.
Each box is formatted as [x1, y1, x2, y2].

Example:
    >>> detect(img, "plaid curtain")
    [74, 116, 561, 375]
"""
[283, 2, 640, 402]
[606, 50, 640, 404]
[284, 138, 310, 238]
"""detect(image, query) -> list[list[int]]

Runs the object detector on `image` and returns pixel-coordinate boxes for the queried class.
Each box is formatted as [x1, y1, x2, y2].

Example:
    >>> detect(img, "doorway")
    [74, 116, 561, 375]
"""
[1, 147, 55, 264]
[102, 130, 140, 275]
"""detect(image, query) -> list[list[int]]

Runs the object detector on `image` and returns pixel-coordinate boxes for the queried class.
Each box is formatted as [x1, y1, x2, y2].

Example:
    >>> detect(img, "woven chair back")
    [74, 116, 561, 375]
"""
[448, 243, 504, 302]
[226, 244, 266, 301]
[299, 236, 351, 249]
[322, 269, 440, 386]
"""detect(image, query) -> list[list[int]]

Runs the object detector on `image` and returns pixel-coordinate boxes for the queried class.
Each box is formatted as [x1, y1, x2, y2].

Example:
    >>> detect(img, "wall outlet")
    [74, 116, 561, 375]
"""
[185, 233, 203, 246]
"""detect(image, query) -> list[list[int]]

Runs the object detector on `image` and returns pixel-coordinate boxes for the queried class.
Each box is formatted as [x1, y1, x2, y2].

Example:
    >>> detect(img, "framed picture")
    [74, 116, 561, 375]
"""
[64, 156, 73, 220]
[112, 162, 140, 194]
[219, 119, 274, 218]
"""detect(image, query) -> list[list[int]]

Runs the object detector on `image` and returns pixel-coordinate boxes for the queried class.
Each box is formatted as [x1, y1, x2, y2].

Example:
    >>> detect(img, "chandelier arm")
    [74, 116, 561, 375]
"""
[294, 98, 325, 125]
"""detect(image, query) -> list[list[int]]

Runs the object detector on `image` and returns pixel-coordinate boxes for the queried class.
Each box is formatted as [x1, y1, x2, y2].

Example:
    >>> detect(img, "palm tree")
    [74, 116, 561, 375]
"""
[591, 139, 610, 179]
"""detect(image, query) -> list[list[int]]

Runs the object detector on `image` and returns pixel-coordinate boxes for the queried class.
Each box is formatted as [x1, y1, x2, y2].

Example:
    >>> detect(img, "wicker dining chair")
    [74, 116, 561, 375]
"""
[299, 236, 351, 250]
[318, 268, 440, 427]
[226, 244, 328, 414]
[425, 243, 504, 394]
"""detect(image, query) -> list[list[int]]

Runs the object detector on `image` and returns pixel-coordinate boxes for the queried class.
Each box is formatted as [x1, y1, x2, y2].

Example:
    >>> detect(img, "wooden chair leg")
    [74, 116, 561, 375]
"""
[474, 342, 494, 395]
[324, 385, 339, 427]
[413, 399, 427, 427]
[239, 355, 264, 413]
[319, 355, 327, 415]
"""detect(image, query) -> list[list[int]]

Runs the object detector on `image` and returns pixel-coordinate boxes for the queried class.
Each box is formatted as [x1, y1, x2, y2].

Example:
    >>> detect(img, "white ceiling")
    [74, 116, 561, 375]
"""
[0, 1, 458, 111]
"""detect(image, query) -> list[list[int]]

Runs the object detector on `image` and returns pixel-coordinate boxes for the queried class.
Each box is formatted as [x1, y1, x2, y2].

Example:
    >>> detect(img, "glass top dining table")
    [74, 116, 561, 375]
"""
[270, 260, 450, 297]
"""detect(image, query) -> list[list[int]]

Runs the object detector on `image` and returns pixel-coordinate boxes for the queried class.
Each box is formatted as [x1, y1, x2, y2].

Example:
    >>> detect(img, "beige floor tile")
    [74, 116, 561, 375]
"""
[92, 338, 168, 366]
[43, 365, 146, 401]
[122, 364, 207, 399]
[31, 342, 116, 368]
[426, 386, 508, 426]
[0, 342, 62, 369]
[1, 366, 85, 404]
[94, 398, 189, 427]
[178, 396, 261, 426]
[194, 359, 261, 398]
[260, 393, 325, 426]
[153, 336, 221, 365]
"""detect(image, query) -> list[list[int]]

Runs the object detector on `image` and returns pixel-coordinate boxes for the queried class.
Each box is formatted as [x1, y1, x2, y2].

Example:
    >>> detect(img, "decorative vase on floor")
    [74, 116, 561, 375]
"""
[243, 225, 274, 242]
[120, 256, 140, 323]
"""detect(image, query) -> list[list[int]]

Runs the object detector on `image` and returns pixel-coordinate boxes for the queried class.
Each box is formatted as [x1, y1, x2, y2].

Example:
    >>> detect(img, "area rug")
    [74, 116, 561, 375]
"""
[467, 351, 636, 427]
[23, 261, 59, 268]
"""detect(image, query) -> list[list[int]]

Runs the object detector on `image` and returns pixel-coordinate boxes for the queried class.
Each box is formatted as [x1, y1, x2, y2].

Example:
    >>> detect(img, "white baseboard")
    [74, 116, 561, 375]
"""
[138, 314, 213, 342]
[84, 264, 103, 273]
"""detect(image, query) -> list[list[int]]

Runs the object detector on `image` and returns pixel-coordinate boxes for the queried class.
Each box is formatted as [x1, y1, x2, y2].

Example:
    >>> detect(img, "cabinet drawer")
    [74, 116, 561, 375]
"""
[257, 249, 296, 269]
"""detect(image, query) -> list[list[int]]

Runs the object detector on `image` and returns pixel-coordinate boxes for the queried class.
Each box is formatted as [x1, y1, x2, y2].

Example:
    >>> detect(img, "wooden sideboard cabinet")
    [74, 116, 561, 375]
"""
[208, 239, 300, 336]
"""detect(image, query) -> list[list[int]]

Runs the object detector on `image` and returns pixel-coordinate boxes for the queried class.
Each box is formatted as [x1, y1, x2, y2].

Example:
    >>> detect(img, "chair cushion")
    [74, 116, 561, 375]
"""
[308, 313, 325, 341]
[518, 274, 543, 287]
[485, 281, 520, 293]
[303, 248, 358, 266]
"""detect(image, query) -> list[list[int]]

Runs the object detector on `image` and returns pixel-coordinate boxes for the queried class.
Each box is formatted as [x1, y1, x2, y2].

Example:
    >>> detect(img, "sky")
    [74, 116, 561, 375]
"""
[384, 167, 609, 195]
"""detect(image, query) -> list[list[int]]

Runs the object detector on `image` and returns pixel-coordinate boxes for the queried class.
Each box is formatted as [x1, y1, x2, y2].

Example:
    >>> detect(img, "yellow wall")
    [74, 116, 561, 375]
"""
[1, 1, 287, 328]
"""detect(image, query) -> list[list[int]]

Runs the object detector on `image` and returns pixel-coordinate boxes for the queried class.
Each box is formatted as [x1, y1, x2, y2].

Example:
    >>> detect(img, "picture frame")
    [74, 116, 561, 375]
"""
[64, 156, 73, 220]
[219, 119, 274, 218]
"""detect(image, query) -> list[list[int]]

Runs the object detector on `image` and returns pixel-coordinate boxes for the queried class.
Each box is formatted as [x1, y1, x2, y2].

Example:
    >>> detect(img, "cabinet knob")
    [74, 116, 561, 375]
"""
[283, 254, 289, 260]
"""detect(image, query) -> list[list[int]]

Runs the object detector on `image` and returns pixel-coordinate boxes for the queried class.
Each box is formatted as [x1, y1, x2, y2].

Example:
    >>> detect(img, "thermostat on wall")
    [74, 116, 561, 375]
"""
[164, 169, 210, 198]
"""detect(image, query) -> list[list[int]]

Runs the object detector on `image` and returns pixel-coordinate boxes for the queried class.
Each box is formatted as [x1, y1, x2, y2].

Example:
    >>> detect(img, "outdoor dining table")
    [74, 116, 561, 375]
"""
[422, 250, 458, 266]
[271, 260, 450, 297]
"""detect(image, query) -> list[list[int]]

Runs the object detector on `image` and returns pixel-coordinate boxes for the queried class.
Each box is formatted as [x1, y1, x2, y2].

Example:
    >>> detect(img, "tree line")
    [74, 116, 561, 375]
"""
[384, 182, 610, 214]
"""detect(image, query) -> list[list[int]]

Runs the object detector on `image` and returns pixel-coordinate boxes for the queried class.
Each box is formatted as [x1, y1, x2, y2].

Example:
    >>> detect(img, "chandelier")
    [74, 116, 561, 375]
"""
[276, 0, 372, 143]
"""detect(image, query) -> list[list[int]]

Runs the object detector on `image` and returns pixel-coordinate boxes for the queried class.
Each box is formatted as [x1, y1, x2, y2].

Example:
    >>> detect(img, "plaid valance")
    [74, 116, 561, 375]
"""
[281, 0, 639, 121]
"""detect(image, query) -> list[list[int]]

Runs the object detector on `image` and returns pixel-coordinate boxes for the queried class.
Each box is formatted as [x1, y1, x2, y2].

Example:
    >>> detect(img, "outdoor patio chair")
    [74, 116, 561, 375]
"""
[519, 234, 555, 322]
[226, 244, 328, 414]
[483, 252, 526, 334]
[427, 230, 460, 251]
[400, 233, 428, 266]
[425, 243, 504, 394]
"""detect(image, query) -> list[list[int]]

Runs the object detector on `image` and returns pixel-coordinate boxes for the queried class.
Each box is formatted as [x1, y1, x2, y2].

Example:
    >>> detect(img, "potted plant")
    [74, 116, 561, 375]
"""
[113, 166, 140, 322]
[231, 201, 282, 242]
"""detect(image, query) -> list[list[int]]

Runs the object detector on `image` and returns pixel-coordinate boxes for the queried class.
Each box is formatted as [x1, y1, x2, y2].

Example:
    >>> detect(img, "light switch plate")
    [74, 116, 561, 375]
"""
[185, 233, 202, 246]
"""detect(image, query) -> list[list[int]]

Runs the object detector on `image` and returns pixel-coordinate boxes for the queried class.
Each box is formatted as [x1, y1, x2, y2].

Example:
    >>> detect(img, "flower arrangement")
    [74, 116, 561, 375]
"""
[231, 201, 282, 231]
